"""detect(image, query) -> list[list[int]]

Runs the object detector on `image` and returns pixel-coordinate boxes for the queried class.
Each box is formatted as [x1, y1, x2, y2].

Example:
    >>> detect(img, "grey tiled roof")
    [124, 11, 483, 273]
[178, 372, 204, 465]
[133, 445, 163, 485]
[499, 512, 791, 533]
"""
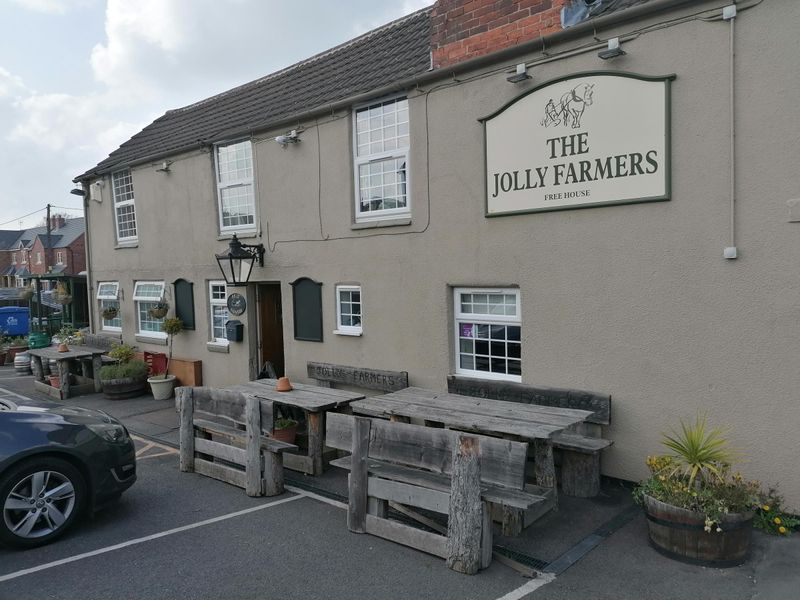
[76, 0, 659, 180]
[17, 218, 85, 250]
[77, 8, 433, 179]
[0, 231, 20, 251]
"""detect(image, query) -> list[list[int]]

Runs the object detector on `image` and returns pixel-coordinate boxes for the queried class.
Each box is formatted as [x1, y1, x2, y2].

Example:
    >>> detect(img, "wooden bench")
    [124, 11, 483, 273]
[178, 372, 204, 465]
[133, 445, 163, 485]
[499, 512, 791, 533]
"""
[177, 386, 297, 496]
[307, 362, 409, 393]
[447, 375, 613, 498]
[326, 412, 546, 574]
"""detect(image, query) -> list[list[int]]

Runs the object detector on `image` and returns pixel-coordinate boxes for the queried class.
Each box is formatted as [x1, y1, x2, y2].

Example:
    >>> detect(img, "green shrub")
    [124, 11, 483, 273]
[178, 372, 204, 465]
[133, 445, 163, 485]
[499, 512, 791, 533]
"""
[107, 343, 136, 363]
[274, 418, 298, 430]
[99, 359, 147, 380]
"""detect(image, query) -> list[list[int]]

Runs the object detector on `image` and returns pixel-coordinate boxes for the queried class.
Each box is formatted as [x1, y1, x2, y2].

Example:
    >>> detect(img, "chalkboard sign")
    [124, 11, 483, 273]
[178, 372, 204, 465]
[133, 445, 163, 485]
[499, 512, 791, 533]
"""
[291, 277, 322, 342]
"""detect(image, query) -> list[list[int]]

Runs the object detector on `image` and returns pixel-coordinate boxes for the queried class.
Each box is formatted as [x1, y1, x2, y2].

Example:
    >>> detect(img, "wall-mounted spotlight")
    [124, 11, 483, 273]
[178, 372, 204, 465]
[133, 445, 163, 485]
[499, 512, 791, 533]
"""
[598, 38, 626, 60]
[275, 129, 300, 147]
[506, 63, 532, 83]
[156, 160, 172, 173]
[94, 180, 104, 188]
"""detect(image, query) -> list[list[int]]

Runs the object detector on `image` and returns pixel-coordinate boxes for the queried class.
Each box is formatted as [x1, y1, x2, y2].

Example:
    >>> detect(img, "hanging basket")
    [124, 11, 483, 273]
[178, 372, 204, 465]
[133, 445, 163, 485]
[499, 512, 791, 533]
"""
[101, 306, 119, 320]
[19, 287, 34, 301]
[56, 293, 73, 306]
[148, 303, 169, 319]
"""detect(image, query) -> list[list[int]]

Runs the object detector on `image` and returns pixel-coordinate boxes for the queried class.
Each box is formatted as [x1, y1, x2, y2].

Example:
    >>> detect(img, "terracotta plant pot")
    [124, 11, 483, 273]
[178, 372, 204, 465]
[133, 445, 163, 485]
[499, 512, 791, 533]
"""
[58, 342, 69, 353]
[48, 375, 61, 388]
[276, 376, 293, 392]
[271, 424, 298, 444]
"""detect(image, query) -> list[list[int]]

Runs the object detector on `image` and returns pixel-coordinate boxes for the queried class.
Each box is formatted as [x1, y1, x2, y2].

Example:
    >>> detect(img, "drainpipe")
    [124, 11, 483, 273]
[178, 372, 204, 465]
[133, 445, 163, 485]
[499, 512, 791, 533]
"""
[723, 5, 738, 259]
[82, 182, 95, 332]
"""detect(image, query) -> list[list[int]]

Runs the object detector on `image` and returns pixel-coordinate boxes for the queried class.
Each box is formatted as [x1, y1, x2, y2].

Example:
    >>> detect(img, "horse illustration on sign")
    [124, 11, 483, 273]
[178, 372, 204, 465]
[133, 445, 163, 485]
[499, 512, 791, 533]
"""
[541, 83, 596, 129]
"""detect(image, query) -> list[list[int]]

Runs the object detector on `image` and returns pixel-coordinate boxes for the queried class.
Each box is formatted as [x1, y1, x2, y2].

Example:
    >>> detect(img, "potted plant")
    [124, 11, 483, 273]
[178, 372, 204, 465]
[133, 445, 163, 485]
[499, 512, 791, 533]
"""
[271, 418, 299, 443]
[56, 325, 76, 352]
[19, 285, 34, 301]
[99, 343, 148, 399]
[101, 306, 119, 321]
[634, 414, 758, 567]
[147, 317, 183, 400]
[5, 335, 29, 363]
[148, 302, 169, 319]
[52, 282, 72, 306]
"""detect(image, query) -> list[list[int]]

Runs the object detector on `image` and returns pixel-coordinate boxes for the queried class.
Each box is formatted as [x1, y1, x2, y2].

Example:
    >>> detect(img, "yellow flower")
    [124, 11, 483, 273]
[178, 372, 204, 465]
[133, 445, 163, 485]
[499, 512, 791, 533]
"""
[779, 526, 787, 534]
[762, 505, 770, 512]
[658, 475, 666, 481]
[774, 517, 782, 525]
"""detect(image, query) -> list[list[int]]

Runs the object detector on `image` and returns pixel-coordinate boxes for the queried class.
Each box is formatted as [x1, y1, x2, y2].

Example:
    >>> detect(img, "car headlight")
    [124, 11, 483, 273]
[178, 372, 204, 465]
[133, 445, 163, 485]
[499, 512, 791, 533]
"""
[87, 422, 129, 443]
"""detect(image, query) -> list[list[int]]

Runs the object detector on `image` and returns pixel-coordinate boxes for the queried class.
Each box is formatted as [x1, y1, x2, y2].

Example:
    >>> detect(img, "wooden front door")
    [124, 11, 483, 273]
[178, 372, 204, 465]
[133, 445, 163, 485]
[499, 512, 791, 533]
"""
[257, 283, 285, 377]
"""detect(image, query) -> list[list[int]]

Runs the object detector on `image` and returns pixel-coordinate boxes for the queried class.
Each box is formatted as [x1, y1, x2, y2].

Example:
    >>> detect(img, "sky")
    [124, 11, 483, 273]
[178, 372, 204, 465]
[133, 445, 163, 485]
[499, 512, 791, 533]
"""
[0, 0, 431, 230]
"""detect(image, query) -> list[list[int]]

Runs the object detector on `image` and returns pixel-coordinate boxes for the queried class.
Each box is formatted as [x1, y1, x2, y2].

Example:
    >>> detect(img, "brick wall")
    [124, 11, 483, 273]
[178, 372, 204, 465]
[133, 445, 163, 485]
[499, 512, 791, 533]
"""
[67, 234, 86, 275]
[431, 0, 568, 69]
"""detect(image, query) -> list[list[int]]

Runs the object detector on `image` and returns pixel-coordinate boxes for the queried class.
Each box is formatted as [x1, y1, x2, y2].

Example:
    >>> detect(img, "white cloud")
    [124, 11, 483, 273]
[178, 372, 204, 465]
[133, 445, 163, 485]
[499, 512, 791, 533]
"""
[9, 0, 94, 15]
[0, 66, 29, 98]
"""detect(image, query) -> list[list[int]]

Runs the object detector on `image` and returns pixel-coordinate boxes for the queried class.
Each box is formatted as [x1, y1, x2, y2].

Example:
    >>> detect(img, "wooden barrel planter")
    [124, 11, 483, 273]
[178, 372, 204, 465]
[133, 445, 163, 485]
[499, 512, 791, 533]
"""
[101, 376, 148, 400]
[643, 495, 753, 567]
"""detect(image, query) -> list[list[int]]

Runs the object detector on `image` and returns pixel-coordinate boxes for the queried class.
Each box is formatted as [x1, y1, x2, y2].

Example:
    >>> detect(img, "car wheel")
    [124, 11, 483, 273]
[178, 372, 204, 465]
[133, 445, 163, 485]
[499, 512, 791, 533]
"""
[0, 457, 86, 549]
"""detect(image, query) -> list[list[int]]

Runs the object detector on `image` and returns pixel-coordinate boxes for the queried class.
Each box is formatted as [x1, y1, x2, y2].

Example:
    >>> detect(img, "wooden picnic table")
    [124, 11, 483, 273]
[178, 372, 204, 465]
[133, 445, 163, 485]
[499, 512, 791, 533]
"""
[28, 345, 108, 399]
[351, 386, 593, 528]
[224, 379, 365, 476]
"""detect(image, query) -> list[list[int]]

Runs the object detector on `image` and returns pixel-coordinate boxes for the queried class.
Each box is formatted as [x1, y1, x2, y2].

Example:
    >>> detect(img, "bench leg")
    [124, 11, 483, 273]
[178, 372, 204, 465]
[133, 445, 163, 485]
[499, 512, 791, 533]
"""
[308, 412, 324, 476]
[368, 497, 388, 518]
[262, 451, 285, 496]
[481, 503, 492, 570]
[446, 435, 482, 575]
[561, 451, 601, 498]
[534, 439, 558, 510]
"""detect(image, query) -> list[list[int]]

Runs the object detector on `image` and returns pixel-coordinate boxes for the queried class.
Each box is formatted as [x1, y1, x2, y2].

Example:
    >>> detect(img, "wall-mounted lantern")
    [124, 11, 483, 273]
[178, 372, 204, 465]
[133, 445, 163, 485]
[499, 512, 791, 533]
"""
[214, 234, 265, 286]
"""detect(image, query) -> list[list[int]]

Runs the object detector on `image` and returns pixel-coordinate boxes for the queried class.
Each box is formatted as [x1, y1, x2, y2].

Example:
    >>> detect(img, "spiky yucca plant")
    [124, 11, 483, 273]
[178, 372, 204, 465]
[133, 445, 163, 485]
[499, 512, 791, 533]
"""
[661, 413, 736, 488]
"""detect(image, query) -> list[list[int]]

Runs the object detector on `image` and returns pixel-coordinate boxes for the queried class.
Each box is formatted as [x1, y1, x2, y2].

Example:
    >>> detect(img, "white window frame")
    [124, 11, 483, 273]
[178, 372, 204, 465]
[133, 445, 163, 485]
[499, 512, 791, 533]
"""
[11, 253, 15, 265]
[352, 95, 411, 223]
[112, 170, 138, 243]
[214, 139, 257, 233]
[453, 287, 522, 383]
[56, 251, 63, 264]
[334, 285, 362, 336]
[97, 281, 121, 332]
[35, 251, 42, 265]
[133, 281, 166, 338]
[208, 281, 229, 345]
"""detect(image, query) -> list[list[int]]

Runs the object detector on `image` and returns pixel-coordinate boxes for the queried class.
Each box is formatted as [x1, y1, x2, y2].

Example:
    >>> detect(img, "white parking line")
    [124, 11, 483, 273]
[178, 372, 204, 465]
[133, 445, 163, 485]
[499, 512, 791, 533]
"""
[494, 572, 556, 600]
[0, 493, 305, 583]
[0, 386, 32, 400]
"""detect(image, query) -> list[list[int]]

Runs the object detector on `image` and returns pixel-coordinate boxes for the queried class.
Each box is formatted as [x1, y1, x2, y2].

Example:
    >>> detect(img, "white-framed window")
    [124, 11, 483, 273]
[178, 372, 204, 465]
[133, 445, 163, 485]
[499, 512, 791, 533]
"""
[35, 251, 42, 264]
[112, 170, 138, 242]
[11, 253, 16, 264]
[97, 281, 121, 332]
[353, 96, 410, 222]
[133, 281, 166, 337]
[453, 288, 521, 382]
[21, 252, 27, 264]
[215, 140, 256, 232]
[209, 281, 228, 344]
[56, 251, 63, 264]
[335, 285, 362, 336]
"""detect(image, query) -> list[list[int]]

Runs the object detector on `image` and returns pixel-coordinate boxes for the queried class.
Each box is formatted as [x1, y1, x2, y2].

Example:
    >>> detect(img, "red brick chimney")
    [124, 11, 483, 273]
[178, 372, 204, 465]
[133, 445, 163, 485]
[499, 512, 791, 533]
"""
[50, 215, 66, 230]
[431, 0, 569, 69]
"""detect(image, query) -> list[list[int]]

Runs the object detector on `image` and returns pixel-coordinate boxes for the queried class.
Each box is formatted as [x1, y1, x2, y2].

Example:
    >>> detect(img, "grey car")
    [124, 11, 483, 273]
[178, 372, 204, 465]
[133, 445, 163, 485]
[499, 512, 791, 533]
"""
[0, 396, 136, 548]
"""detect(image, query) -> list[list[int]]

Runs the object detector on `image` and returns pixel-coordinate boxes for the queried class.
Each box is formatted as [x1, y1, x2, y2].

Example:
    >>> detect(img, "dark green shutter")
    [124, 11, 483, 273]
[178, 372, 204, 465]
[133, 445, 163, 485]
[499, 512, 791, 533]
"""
[173, 279, 195, 330]
[291, 277, 322, 342]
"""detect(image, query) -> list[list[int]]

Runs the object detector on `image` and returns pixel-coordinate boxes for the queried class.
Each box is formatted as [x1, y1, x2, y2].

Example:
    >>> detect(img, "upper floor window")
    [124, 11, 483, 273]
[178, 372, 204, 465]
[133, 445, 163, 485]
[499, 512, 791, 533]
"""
[453, 288, 521, 382]
[112, 170, 138, 243]
[35, 251, 42, 265]
[56, 251, 63, 264]
[11, 253, 16, 265]
[215, 140, 256, 232]
[353, 97, 410, 222]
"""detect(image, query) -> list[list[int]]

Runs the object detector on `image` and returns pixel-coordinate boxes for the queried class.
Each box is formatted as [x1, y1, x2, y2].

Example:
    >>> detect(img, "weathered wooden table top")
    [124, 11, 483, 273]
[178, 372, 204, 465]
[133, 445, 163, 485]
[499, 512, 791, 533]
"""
[27, 345, 108, 360]
[351, 386, 592, 440]
[225, 380, 365, 412]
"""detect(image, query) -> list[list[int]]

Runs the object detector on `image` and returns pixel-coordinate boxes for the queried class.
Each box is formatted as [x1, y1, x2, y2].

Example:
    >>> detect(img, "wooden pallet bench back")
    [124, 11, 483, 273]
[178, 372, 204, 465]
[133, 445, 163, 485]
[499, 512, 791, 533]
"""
[326, 412, 528, 492]
[307, 362, 409, 393]
[447, 375, 611, 426]
[177, 386, 294, 497]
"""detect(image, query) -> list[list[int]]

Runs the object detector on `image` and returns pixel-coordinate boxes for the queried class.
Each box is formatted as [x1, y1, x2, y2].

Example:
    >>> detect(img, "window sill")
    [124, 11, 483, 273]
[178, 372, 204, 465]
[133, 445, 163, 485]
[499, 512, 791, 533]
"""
[206, 342, 230, 353]
[115, 242, 138, 249]
[351, 217, 411, 230]
[333, 329, 362, 337]
[453, 371, 522, 383]
[135, 334, 167, 346]
[217, 230, 259, 241]
[101, 327, 122, 333]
